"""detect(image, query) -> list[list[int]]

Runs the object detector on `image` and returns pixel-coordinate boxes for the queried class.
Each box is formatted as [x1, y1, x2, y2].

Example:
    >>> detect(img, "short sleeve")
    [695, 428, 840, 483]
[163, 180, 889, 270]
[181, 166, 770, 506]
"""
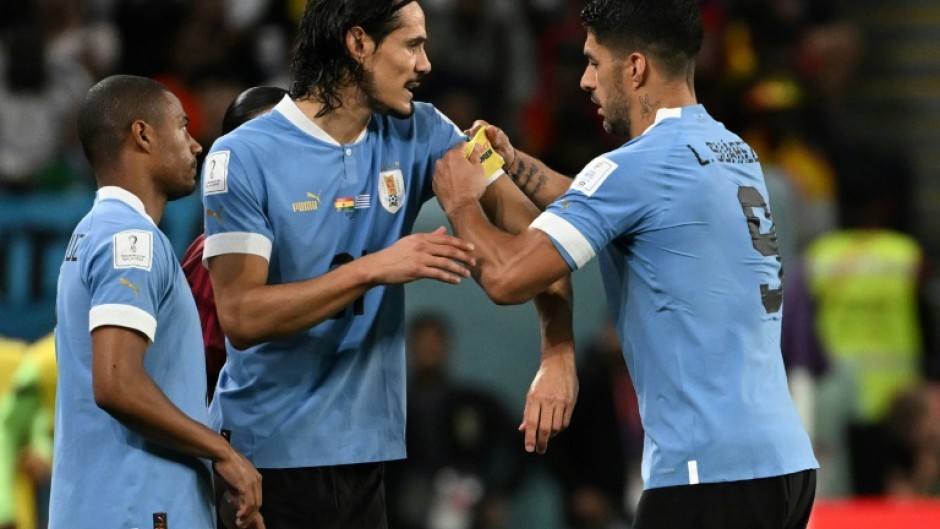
[84, 228, 170, 342]
[202, 144, 274, 261]
[532, 155, 651, 270]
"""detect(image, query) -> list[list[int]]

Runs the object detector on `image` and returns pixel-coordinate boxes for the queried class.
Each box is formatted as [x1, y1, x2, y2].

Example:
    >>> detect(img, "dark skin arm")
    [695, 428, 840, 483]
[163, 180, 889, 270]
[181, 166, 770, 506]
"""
[478, 175, 578, 453]
[91, 326, 263, 529]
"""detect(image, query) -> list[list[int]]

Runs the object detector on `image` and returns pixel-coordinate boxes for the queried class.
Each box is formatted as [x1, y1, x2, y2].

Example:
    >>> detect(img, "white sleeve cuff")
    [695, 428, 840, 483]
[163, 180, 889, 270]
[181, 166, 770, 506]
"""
[204, 232, 272, 261]
[485, 168, 505, 186]
[530, 211, 596, 269]
[89, 304, 157, 342]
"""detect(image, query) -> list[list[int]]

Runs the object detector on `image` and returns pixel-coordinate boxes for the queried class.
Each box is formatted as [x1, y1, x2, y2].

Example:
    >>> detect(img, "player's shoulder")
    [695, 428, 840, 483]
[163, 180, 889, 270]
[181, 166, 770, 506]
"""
[380, 101, 460, 136]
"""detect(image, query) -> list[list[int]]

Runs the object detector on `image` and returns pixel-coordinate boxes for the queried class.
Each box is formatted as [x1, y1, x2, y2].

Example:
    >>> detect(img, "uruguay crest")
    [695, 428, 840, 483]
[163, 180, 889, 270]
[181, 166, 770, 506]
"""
[378, 169, 405, 214]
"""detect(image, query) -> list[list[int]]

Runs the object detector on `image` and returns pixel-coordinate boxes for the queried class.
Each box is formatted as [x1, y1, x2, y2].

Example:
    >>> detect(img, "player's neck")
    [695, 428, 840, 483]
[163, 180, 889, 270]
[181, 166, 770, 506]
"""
[630, 83, 697, 138]
[296, 89, 371, 145]
[97, 172, 167, 224]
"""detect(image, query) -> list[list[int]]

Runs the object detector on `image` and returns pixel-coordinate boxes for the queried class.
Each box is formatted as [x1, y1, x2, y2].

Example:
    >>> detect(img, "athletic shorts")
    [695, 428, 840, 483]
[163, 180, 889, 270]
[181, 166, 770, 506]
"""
[633, 469, 816, 529]
[258, 462, 387, 529]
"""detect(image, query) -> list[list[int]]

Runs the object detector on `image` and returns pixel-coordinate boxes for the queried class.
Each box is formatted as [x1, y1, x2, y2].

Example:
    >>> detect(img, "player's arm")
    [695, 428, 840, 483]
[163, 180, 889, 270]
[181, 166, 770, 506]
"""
[479, 177, 578, 454]
[469, 123, 572, 210]
[91, 326, 261, 528]
[208, 227, 475, 350]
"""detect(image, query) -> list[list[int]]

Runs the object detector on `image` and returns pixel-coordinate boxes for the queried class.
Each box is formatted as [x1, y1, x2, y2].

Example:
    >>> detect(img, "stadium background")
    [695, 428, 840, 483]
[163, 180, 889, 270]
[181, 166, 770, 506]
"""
[1, 0, 938, 527]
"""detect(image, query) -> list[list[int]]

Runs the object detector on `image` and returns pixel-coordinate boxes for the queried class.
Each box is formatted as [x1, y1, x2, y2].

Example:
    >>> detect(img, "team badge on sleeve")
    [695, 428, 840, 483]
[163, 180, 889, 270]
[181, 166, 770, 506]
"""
[572, 157, 618, 197]
[113, 230, 153, 271]
[204, 151, 230, 195]
[378, 169, 405, 214]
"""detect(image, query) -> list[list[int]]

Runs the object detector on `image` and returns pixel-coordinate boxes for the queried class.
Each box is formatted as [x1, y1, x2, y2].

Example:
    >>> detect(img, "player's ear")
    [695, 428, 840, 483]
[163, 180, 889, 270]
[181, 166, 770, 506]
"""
[346, 26, 369, 63]
[628, 52, 648, 88]
[130, 120, 154, 154]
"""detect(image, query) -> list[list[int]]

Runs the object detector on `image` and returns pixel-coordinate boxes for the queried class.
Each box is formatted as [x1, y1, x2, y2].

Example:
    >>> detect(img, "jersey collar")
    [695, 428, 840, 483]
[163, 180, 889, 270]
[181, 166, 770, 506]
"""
[274, 95, 369, 146]
[96, 186, 156, 226]
[641, 107, 683, 136]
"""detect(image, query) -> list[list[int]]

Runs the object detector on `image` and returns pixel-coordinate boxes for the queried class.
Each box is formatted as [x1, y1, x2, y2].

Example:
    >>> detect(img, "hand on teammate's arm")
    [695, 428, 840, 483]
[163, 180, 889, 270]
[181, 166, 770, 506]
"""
[433, 147, 572, 303]
[209, 229, 474, 349]
[464, 121, 572, 210]
[91, 327, 263, 528]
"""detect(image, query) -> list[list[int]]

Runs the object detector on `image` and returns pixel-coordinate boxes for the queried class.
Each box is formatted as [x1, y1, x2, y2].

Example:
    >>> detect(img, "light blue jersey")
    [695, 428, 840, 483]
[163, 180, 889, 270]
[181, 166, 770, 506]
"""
[532, 106, 818, 489]
[51, 187, 214, 528]
[202, 96, 465, 467]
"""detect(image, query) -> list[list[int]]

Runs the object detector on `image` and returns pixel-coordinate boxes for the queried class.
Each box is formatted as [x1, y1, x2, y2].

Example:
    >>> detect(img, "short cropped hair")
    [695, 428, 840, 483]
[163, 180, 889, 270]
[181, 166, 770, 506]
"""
[581, 0, 703, 78]
[289, 0, 417, 117]
[77, 75, 170, 170]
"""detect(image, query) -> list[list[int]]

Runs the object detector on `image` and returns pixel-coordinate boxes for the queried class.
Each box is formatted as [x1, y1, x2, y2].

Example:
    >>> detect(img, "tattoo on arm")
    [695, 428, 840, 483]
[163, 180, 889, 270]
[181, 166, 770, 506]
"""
[510, 159, 548, 200]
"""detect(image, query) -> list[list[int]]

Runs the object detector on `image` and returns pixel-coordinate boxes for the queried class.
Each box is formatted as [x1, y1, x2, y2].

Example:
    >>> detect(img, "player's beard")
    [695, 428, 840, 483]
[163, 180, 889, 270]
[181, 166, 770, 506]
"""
[602, 75, 631, 138]
[361, 69, 415, 119]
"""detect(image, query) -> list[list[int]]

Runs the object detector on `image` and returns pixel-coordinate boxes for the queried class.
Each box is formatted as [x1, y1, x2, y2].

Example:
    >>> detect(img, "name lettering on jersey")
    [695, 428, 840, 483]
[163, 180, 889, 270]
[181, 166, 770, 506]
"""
[64, 232, 86, 262]
[571, 157, 617, 197]
[113, 230, 153, 271]
[378, 169, 405, 214]
[206, 207, 225, 224]
[119, 277, 140, 299]
[204, 151, 230, 195]
[292, 192, 321, 213]
[695, 140, 759, 165]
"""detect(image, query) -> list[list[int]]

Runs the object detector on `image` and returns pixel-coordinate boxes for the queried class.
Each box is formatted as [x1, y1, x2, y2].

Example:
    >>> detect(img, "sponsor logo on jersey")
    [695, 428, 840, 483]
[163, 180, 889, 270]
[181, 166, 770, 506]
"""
[119, 277, 140, 299]
[292, 192, 321, 213]
[206, 207, 224, 224]
[378, 169, 405, 214]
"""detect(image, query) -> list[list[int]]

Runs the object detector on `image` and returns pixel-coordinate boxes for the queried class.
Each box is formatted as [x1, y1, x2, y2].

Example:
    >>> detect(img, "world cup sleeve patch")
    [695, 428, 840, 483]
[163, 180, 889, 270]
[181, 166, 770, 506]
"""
[378, 169, 406, 214]
[113, 230, 153, 271]
[571, 157, 618, 197]
[204, 150, 230, 195]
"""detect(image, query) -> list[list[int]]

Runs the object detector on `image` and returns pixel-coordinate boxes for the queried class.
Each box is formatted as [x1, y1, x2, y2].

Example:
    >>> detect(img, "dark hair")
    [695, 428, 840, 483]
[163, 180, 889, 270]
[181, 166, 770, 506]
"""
[289, 0, 417, 117]
[77, 75, 170, 170]
[221, 86, 287, 134]
[581, 0, 703, 78]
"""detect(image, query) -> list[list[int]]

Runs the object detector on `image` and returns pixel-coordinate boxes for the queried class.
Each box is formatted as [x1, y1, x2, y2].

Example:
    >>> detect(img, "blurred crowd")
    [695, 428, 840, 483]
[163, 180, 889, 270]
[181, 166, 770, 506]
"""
[1, 0, 939, 528]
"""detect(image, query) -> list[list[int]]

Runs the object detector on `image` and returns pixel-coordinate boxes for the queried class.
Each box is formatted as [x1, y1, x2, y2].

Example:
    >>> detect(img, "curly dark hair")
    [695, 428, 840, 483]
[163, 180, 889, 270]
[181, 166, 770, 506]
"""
[289, 0, 417, 117]
[581, 0, 703, 78]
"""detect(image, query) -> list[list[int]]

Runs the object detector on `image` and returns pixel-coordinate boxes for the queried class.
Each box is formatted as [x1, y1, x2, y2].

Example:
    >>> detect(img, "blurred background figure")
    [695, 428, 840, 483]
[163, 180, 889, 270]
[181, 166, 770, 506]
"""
[792, 145, 931, 497]
[0, 333, 56, 529]
[2, 0, 940, 526]
[387, 313, 526, 529]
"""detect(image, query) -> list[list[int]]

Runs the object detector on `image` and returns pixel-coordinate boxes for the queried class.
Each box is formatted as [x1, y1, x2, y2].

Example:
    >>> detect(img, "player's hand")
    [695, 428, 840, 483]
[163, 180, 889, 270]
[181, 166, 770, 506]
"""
[219, 491, 266, 529]
[465, 121, 516, 169]
[519, 348, 578, 454]
[213, 445, 263, 529]
[367, 226, 475, 285]
[433, 145, 487, 214]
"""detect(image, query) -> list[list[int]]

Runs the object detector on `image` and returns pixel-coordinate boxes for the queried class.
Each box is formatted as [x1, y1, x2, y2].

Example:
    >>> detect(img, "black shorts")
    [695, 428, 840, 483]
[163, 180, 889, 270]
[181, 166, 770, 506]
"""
[258, 462, 387, 529]
[633, 469, 816, 529]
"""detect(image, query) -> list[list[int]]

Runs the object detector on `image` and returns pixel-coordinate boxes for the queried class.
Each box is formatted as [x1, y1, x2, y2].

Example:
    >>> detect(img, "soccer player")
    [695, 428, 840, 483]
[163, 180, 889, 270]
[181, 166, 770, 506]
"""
[201, 1, 577, 528]
[181, 86, 288, 400]
[432, 1, 819, 528]
[52, 75, 262, 529]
